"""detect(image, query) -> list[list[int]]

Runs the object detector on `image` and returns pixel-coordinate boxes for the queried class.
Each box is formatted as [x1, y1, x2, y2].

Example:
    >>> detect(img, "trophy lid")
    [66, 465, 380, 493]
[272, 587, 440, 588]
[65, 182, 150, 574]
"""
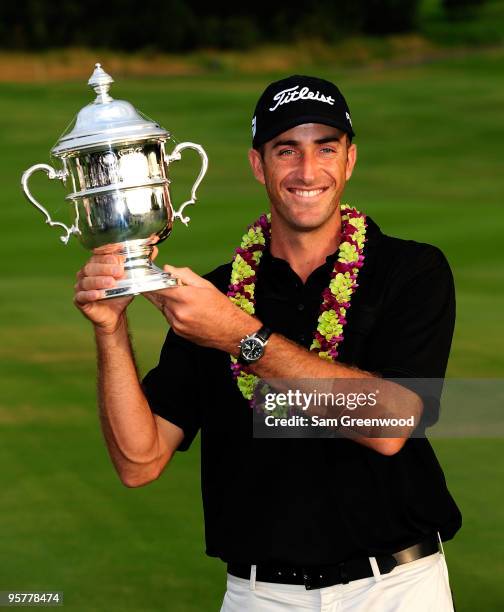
[51, 63, 169, 156]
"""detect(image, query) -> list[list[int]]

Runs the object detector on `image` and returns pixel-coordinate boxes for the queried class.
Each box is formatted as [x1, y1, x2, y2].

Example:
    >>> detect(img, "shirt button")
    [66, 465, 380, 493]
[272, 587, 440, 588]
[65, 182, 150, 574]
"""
[297, 303, 305, 311]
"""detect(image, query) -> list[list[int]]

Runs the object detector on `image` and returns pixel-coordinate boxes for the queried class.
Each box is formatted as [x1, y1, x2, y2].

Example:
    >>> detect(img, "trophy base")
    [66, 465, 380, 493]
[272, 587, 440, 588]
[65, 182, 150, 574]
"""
[102, 271, 180, 299]
[98, 240, 181, 300]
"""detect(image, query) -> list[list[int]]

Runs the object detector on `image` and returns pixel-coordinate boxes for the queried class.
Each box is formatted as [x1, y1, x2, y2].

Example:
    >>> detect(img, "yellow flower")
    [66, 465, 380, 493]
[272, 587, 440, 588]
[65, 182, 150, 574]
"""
[231, 254, 255, 284]
[338, 242, 359, 264]
[348, 216, 365, 231]
[230, 295, 255, 314]
[238, 372, 258, 400]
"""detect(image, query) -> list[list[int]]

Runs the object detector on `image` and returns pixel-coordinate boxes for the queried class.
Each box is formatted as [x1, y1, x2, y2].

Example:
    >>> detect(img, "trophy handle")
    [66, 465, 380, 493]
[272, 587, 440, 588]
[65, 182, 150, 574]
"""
[21, 163, 78, 244]
[165, 142, 208, 226]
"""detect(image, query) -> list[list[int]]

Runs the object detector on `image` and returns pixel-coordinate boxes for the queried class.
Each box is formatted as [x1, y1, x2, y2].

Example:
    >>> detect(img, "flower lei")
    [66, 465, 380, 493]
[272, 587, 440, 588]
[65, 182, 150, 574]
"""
[227, 204, 367, 411]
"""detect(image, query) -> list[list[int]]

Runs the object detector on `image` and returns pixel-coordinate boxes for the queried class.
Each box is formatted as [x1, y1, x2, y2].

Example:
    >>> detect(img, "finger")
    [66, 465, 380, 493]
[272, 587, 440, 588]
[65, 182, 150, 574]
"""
[142, 286, 187, 309]
[74, 289, 105, 304]
[93, 254, 124, 263]
[91, 247, 125, 260]
[162, 265, 208, 288]
[78, 276, 117, 291]
[143, 290, 173, 310]
[143, 291, 162, 307]
[82, 262, 124, 278]
[90, 252, 125, 264]
[143, 292, 176, 321]
[152, 246, 159, 261]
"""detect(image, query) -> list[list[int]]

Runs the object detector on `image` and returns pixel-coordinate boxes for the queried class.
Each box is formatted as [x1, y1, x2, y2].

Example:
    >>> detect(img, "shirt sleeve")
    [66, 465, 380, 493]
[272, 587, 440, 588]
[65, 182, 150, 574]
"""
[141, 327, 202, 452]
[369, 244, 456, 427]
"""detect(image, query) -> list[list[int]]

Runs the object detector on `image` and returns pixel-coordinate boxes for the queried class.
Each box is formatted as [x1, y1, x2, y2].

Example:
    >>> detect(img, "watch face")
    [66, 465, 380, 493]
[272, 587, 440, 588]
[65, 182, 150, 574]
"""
[242, 337, 263, 362]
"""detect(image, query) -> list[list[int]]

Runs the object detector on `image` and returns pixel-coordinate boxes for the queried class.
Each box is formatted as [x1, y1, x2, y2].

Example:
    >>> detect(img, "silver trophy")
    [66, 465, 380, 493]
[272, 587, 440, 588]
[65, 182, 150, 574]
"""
[21, 63, 208, 298]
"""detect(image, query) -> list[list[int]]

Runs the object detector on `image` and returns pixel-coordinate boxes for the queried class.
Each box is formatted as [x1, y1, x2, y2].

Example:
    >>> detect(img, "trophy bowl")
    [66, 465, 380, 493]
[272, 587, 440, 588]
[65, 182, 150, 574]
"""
[21, 63, 208, 298]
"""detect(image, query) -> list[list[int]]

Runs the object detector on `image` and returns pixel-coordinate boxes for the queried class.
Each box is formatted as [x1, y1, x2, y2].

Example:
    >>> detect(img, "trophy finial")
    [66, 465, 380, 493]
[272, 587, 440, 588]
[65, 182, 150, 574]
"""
[88, 63, 114, 104]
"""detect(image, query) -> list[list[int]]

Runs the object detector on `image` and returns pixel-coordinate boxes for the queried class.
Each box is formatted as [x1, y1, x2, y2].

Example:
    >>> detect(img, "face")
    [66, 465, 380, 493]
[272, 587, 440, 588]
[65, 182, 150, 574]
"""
[248, 123, 357, 232]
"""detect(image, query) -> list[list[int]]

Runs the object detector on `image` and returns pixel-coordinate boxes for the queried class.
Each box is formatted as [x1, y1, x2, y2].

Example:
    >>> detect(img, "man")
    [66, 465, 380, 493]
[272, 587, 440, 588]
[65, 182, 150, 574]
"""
[74, 75, 461, 611]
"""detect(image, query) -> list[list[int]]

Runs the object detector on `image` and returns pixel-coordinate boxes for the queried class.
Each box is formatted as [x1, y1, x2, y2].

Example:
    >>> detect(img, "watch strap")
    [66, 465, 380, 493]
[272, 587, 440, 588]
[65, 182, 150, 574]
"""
[255, 325, 272, 343]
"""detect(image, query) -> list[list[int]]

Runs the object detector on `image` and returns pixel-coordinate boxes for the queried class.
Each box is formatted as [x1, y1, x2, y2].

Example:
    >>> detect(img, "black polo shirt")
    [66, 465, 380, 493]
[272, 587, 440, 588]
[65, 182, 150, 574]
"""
[142, 215, 462, 565]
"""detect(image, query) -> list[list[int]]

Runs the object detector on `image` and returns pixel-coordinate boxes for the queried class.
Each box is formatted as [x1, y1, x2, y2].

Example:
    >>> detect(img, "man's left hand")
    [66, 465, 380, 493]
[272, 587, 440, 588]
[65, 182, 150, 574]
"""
[144, 264, 258, 353]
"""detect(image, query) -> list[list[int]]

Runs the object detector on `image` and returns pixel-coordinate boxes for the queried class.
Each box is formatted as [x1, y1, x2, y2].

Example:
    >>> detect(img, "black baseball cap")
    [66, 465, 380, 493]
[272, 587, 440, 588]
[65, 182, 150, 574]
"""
[251, 74, 355, 149]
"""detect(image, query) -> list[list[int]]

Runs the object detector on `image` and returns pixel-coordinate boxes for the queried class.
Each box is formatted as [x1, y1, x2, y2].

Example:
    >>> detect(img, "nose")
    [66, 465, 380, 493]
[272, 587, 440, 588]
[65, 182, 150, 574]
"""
[297, 150, 317, 185]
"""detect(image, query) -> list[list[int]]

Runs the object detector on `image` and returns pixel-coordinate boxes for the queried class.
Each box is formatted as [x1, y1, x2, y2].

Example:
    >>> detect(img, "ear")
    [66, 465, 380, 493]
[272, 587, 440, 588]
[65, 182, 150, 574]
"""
[345, 143, 357, 181]
[248, 148, 266, 185]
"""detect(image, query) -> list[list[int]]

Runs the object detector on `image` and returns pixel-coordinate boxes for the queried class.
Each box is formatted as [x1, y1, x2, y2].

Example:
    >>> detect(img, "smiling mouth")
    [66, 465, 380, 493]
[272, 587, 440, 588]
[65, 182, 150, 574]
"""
[287, 187, 328, 198]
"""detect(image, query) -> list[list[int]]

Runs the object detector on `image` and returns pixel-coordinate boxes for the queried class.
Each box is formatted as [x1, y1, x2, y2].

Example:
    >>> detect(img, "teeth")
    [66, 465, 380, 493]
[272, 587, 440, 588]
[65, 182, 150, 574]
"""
[292, 189, 324, 198]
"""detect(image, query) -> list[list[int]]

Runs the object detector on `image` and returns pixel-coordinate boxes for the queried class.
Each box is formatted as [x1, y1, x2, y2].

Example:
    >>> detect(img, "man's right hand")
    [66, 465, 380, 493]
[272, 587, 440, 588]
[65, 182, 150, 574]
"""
[74, 253, 133, 334]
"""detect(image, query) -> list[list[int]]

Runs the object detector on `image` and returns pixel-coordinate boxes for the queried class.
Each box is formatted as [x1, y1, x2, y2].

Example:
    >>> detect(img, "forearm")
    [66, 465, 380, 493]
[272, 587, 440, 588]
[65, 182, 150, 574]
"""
[223, 323, 374, 381]
[95, 315, 163, 485]
[226, 329, 422, 455]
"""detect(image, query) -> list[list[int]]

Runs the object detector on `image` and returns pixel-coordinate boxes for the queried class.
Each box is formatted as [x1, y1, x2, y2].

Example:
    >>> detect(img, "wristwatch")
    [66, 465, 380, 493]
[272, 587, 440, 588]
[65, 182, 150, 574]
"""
[238, 325, 272, 365]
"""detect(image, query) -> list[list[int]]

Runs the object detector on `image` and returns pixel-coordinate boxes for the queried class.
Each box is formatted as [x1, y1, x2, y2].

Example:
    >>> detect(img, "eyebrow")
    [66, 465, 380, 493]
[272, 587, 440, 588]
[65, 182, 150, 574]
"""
[272, 136, 343, 149]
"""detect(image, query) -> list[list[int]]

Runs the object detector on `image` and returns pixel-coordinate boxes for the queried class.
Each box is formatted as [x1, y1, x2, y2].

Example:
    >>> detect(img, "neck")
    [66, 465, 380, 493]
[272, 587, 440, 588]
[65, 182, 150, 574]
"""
[270, 209, 342, 283]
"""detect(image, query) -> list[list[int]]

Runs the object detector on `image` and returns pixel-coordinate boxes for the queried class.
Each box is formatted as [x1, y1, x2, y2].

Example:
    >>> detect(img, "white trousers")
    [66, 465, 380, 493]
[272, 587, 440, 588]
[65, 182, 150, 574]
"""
[220, 552, 455, 612]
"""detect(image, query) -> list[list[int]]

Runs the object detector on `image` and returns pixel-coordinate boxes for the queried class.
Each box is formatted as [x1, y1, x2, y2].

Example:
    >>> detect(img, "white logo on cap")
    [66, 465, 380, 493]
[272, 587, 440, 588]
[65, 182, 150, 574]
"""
[346, 111, 352, 127]
[252, 116, 257, 138]
[269, 85, 335, 112]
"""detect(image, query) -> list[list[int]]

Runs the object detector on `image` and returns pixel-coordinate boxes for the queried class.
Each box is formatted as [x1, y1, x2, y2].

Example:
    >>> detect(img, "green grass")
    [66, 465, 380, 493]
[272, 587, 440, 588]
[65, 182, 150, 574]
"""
[420, 0, 504, 46]
[1, 49, 503, 610]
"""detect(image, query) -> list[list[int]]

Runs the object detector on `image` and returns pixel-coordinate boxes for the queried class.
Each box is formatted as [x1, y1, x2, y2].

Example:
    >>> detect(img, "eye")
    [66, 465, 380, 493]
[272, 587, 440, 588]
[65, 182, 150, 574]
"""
[320, 146, 337, 154]
[278, 149, 296, 157]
